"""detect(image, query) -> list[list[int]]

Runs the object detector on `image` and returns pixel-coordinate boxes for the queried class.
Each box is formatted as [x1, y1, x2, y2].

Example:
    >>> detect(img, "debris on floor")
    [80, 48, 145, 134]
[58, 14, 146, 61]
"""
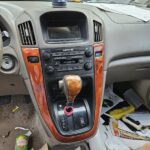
[123, 89, 143, 109]
[15, 127, 29, 131]
[1, 131, 10, 138]
[14, 126, 33, 150]
[14, 121, 32, 150]
[109, 104, 135, 120]
[12, 105, 20, 113]
[101, 86, 150, 150]
[102, 86, 124, 115]
[0, 95, 45, 150]
[15, 135, 29, 150]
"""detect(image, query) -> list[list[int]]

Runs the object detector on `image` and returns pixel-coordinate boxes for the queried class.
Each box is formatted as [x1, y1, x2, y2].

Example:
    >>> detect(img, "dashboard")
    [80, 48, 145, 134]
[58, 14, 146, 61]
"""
[0, 0, 150, 144]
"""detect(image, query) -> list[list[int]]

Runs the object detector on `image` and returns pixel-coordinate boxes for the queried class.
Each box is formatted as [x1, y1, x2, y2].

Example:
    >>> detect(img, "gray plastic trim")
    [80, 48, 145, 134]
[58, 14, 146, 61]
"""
[107, 56, 150, 84]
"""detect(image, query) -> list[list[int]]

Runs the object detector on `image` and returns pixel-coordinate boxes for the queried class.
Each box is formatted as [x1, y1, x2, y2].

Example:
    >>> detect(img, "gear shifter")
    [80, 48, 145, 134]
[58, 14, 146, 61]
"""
[63, 75, 82, 104]
[59, 75, 82, 116]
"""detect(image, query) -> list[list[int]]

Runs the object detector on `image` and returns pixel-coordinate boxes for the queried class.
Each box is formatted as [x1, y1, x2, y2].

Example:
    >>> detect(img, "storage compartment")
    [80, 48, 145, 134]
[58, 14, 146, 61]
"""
[40, 11, 88, 43]
[107, 56, 150, 84]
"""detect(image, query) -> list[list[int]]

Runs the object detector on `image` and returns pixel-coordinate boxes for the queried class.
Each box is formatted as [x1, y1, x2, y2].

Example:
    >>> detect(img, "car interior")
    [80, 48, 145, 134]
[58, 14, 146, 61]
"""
[0, 0, 150, 149]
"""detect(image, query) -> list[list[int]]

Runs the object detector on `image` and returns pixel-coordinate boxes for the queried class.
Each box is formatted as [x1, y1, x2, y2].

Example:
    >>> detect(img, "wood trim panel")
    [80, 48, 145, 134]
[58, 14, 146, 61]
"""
[22, 43, 104, 142]
[93, 43, 104, 131]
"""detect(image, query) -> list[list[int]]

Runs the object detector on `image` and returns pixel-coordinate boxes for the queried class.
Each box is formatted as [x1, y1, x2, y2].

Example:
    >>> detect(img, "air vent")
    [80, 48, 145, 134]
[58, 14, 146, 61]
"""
[93, 21, 102, 42]
[18, 21, 36, 45]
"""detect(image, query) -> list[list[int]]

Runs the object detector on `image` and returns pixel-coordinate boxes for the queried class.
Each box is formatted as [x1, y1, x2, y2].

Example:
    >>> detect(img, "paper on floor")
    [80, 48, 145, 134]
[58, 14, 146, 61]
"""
[85, 3, 150, 22]
[104, 126, 130, 150]
[101, 86, 124, 114]
[136, 128, 150, 138]
[118, 120, 150, 138]
[118, 120, 134, 133]
[116, 137, 150, 150]
[127, 112, 150, 126]
[103, 125, 150, 149]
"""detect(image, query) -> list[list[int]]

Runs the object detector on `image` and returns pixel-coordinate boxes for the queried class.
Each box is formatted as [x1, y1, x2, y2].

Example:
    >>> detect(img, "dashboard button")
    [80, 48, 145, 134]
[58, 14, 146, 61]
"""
[43, 52, 51, 60]
[79, 59, 84, 64]
[28, 56, 39, 63]
[77, 51, 84, 55]
[46, 66, 54, 74]
[54, 61, 60, 66]
[54, 57, 66, 60]
[77, 66, 83, 70]
[67, 66, 73, 71]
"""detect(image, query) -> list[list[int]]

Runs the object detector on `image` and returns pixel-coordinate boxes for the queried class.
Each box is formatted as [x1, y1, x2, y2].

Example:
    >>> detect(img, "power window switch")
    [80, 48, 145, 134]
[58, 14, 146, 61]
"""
[28, 56, 39, 63]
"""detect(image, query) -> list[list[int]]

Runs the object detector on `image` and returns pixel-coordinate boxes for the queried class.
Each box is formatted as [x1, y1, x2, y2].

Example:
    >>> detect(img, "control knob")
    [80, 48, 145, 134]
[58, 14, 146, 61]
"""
[43, 52, 51, 60]
[84, 62, 92, 70]
[46, 66, 54, 74]
[85, 50, 92, 57]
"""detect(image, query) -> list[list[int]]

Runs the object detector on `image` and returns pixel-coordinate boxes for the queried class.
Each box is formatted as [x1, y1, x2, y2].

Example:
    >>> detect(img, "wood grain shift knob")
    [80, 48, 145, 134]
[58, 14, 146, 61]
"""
[63, 75, 82, 103]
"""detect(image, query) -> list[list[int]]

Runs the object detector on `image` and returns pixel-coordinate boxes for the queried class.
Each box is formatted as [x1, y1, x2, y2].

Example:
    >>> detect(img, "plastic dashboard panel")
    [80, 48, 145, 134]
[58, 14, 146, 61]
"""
[107, 56, 150, 84]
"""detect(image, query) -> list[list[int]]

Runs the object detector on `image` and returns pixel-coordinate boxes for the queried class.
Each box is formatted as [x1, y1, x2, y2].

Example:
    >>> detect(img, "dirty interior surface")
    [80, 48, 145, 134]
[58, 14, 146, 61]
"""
[0, 95, 45, 150]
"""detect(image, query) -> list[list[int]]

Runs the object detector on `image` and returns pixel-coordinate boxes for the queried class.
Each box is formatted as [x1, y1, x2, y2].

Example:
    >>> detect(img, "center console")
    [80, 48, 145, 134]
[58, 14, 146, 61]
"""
[39, 11, 96, 135]
[22, 10, 104, 143]
[40, 45, 94, 135]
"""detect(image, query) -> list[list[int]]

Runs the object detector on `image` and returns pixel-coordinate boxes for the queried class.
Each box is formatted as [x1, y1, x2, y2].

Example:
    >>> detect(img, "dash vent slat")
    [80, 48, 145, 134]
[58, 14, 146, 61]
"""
[18, 21, 36, 45]
[93, 21, 102, 42]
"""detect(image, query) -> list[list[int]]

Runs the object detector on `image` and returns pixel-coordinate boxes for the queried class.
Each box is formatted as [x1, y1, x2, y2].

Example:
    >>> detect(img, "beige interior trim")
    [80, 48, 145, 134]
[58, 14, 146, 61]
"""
[0, 74, 28, 96]
[0, 30, 3, 65]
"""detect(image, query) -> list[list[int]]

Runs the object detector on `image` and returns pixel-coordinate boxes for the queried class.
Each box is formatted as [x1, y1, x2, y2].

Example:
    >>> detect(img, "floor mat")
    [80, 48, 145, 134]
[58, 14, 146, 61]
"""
[0, 95, 45, 150]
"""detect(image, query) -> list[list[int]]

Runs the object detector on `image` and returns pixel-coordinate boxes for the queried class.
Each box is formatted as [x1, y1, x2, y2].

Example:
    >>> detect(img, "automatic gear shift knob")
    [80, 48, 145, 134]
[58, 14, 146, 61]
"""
[63, 75, 82, 104]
